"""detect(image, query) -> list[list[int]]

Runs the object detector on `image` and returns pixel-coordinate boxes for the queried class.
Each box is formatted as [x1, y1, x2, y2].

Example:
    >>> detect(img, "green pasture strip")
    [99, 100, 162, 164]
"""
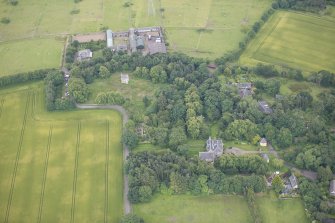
[256, 192, 309, 223]
[134, 194, 253, 223]
[0, 38, 64, 76]
[240, 11, 335, 72]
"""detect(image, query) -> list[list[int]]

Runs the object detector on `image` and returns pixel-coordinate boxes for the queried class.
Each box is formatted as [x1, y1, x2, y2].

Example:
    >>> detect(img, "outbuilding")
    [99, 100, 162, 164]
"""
[260, 138, 268, 147]
[106, 29, 114, 48]
[121, 73, 129, 84]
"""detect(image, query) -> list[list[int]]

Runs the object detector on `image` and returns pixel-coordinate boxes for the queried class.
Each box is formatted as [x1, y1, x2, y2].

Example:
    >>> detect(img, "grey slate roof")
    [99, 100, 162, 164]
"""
[330, 180, 335, 195]
[258, 101, 273, 114]
[261, 153, 269, 162]
[236, 83, 252, 89]
[77, 49, 92, 61]
[289, 174, 298, 189]
[199, 152, 215, 162]
[200, 137, 223, 162]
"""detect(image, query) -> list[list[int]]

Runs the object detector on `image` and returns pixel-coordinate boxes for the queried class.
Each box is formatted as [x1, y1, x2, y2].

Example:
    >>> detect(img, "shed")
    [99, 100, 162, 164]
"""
[330, 180, 335, 196]
[260, 138, 267, 147]
[121, 73, 129, 84]
[136, 36, 145, 49]
[106, 29, 114, 48]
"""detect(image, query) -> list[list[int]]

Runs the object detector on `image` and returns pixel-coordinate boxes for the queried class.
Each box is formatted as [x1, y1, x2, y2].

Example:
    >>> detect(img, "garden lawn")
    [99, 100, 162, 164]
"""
[0, 38, 64, 76]
[134, 194, 253, 223]
[256, 192, 309, 223]
[240, 11, 335, 72]
[0, 82, 123, 222]
[87, 73, 165, 104]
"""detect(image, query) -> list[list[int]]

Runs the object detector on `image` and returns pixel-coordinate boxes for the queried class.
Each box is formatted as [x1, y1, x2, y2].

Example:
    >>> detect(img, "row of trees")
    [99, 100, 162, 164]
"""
[95, 91, 126, 105]
[0, 69, 51, 88]
[45, 71, 74, 111]
[126, 151, 267, 203]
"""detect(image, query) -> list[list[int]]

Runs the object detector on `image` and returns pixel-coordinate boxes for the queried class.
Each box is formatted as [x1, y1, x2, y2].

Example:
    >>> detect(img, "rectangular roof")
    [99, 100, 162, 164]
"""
[106, 29, 113, 48]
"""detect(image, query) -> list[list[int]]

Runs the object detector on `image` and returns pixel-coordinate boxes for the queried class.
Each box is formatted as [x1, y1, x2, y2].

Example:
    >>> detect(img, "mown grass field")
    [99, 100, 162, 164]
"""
[0, 82, 123, 222]
[87, 73, 165, 104]
[256, 192, 309, 223]
[0, 38, 64, 76]
[134, 194, 253, 223]
[134, 193, 308, 223]
[163, 0, 272, 58]
[240, 11, 335, 72]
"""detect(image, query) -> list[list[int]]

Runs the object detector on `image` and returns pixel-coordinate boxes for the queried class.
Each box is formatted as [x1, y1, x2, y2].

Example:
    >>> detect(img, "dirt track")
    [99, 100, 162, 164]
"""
[75, 104, 132, 214]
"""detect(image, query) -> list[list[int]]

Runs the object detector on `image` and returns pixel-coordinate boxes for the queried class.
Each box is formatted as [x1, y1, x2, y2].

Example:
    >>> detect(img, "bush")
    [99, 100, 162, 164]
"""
[1, 17, 10, 24]
[8, 0, 18, 6]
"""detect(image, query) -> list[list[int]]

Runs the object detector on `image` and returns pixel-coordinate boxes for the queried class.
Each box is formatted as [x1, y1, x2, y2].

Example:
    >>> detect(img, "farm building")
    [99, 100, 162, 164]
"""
[330, 180, 335, 196]
[121, 73, 129, 84]
[106, 29, 114, 48]
[258, 101, 273, 114]
[129, 28, 137, 53]
[136, 36, 145, 49]
[76, 49, 92, 61]
[199, 137, 223, 162]
[260, 138, 267, 147]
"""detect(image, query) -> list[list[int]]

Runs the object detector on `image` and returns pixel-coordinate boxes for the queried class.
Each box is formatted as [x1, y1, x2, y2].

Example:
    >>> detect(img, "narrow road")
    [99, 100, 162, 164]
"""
[75, 104, 132, 214]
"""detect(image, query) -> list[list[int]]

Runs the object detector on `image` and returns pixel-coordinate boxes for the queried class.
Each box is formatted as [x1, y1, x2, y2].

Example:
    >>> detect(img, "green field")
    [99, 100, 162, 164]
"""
[0, 38, 64, 76]
[164, 0, 272, 58]
[240, 11, 335, 72]
[134, 193, 308, 223]
[0, 82, 123, 222]
[134, 194, 253, 223]
[0, 0, 273, 75]
[256, 192, 309, 223]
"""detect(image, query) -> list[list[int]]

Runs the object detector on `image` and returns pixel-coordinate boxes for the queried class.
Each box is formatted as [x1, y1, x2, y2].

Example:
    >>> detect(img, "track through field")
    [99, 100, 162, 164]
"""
[36, 125, 53, 223]
[70, 122, 81, 223]
[4, 93, 30, 223]
[0, 97, 5, 119]
[104, 120, 110, 223]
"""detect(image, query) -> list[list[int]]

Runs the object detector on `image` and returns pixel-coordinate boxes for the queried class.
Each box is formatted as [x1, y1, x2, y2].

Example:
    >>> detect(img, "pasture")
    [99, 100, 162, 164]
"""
[240, 11, 335, 72]
[0, 0, 273, 75]
[256, 192, 309, 223]
[0, 82, 123, 222]
[0, 38, 64, 76]
[134, 194, 253, 223]
[163, 0, 272, 58]
[134, 193, 308, 223]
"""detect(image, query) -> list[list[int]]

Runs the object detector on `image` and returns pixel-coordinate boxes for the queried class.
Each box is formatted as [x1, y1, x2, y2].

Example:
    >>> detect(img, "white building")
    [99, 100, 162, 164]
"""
[121, 73, 129, 84]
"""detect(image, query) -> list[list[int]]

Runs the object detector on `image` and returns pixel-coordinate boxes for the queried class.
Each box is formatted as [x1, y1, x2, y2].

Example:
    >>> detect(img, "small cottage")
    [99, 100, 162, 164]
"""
[260, 138, 267, 147]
